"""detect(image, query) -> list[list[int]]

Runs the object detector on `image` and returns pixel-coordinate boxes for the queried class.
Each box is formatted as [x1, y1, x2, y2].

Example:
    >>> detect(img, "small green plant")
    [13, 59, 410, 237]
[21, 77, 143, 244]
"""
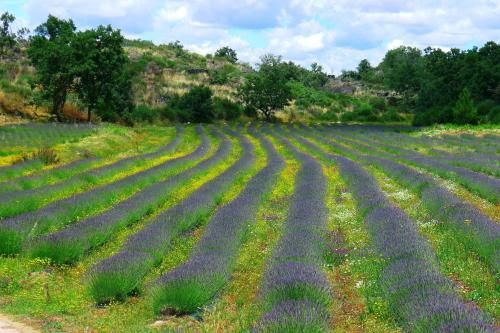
[23, 147, 60, 165]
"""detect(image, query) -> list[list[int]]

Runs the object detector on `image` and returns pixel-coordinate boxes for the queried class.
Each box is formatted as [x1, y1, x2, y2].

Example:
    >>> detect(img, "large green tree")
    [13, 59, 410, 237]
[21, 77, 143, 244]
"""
[380, 46, 423, 99]
[73, 25, 130, 121]
[28, 15, 77, 121]
[239, 54, 292, 121]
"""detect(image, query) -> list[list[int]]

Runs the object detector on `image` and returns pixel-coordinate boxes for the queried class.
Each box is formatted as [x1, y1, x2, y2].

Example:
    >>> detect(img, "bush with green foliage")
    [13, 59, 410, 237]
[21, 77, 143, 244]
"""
[287, 81, 332, 108]
[214, 46, 238, 64]
[170, 86, 214, 123]
[341, 104, 378, 122]
[453, 88, 478, 125]
[125, 104, 159, 124]
[213, 97, 242, 121]
[208, 64, 240, 85]
[488, 105, 500, 124]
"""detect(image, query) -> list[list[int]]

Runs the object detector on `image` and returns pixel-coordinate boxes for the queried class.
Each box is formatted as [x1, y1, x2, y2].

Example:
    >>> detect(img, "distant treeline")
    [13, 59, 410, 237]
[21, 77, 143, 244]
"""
[345, 42, 500, 125]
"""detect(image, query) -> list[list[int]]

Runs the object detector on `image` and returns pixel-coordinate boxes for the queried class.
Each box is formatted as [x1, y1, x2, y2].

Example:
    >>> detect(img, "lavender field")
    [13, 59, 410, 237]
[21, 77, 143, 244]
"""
[0, 123, 498, 332]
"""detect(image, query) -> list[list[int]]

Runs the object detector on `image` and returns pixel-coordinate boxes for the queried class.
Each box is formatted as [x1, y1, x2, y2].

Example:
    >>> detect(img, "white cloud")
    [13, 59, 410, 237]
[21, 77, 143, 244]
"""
[19, 0, 500, 74]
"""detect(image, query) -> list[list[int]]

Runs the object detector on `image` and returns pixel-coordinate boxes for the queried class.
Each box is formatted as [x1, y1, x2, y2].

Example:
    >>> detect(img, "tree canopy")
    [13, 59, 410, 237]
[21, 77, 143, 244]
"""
[28, 15, 77, 121]
[239, 55, 292, 121]
[215, 46, 238, 64]
[28, 16, 131, 122]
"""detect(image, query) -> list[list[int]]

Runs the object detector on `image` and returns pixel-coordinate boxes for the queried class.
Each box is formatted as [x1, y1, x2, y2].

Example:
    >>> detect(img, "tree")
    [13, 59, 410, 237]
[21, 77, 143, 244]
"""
[28, 15, 77, 121]
[0, 12, 16, 57]
[453, 88, 478, 124]
[239, 55, 292, 121]
[168, 40, 185, 56]
[172, 86, 214, 123]
[357, 59, 374, 82]
[73, 25, 130, 121]
[215, 46, 238, 64]
[380, 46, 423, 99]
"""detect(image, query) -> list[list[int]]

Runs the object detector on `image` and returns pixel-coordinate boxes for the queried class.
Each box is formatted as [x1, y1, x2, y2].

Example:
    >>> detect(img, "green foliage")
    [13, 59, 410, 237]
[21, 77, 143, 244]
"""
[213, 97, 242, 120]
[167, 40, 185, 57]
[28, 15, 77, 121]
[0, 12, 16, 57]
[380, 46, 423, 99]
[453, 88, 478, 125]
[208, 64, 240, 85]
[214, 46, 238, 64]
[476, 99, 496, 118]
[73, 25, 132, 121]
[319, 110, 339, 122]
[125, 104, 160, 124]
[487, 105, 500, 124]
[287, 81, 332, 108]
[341, 104, 378, 122]
[377, 41, 500, 126]
[170, 86, 215, 123]
[357, 59, 376, 83]
[239, 55, 292, 121]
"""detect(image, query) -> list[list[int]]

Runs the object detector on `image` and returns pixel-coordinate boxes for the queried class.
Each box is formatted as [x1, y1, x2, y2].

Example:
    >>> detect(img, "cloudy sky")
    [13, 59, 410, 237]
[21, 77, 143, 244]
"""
[2, 0, 500, 74]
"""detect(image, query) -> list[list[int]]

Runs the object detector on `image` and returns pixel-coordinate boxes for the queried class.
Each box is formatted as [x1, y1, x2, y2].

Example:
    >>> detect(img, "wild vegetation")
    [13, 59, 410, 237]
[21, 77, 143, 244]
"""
[0, 122, 498, 332]
[2, 12, 497, 126]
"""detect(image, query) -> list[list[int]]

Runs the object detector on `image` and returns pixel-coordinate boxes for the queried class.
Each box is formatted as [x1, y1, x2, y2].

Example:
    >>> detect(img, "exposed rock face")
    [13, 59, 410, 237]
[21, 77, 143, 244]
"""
[186, 68, 209, 75]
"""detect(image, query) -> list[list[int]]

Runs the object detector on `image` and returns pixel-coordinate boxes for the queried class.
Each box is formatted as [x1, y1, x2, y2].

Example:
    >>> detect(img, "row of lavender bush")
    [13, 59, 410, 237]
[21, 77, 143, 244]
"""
[87, 127, 256, 303]
[255, 130, 331, 332]
[357, 129, 500, 181]
[291, 130, 495, 332]
[308, 127, 500, 273]
[0, 126, 208, 255]
[0, 126, 184, 214]
[332, 128, 500, 203]
[151, 128, 284, 315]
[27, 129, 234, 265]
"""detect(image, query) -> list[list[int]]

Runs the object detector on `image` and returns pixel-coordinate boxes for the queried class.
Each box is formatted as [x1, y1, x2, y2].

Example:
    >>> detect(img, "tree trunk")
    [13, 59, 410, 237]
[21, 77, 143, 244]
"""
[52, 90, 67, 122]
[87, 107, 91, 122]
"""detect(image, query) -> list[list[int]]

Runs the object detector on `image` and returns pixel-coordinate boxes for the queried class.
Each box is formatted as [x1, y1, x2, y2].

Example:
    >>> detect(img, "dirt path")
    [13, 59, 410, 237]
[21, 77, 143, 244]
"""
[0, 315, 38, 333]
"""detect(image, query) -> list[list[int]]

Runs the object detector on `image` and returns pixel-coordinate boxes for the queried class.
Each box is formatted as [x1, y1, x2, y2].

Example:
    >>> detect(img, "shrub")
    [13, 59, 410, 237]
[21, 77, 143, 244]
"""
[213, 97, 242, 120]
[413, 106, 453, 126]
[126, 104, 159, 124]
[368, 96, 388, 111]
[23, 147, 60, 165]
[288, 81, 332, 108]
[453, 88, 478, 125]
[476, 99, 496, 117]
[169, 86, 214, 123]
[488, 105, 500, 124]
[319, 110, 339, 122]
[341, 104, 378, 122]
[208, 64, 240, 85]
[380, 108, 404, 122]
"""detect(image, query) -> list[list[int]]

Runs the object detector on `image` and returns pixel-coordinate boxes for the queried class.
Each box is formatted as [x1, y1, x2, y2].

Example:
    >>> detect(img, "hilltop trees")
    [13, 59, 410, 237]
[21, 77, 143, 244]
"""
[28, 15, 77, 122]
[239, 55, 292, 121]
[380, 46, 423, 100]
[28, 15, 131, 122]
[0, 12, 16, 57]
[215, 46, 238, 64]
[0, 12, 30, 58]
[73, 25, 131, 121]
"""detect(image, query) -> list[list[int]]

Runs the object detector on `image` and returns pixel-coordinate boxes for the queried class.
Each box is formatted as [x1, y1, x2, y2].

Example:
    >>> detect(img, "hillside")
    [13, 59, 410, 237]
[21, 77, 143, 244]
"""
[0, 38, 411, 125]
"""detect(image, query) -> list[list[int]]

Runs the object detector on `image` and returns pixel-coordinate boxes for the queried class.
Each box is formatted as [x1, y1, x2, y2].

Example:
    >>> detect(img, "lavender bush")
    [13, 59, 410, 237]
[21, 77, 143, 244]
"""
[151, 128, 284, 314]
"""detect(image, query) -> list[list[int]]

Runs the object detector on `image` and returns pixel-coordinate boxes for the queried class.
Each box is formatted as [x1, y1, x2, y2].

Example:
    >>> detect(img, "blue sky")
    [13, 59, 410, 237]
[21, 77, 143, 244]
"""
[2, 0, 500, 74]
